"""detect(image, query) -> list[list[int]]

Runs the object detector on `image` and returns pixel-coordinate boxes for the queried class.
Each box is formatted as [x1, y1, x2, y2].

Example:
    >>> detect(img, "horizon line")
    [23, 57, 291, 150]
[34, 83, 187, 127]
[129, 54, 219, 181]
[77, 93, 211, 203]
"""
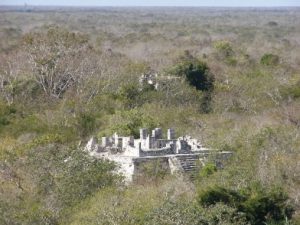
[1, 4, 300, 8]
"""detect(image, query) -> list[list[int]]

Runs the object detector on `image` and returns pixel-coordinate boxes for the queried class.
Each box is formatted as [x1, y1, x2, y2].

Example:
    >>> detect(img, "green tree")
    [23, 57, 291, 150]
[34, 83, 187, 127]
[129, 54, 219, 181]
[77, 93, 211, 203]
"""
[198, 184, 294, 225]
[169, 52, 214, 113]
[170, 51, 214, 92]
[118, 83, 141, 109]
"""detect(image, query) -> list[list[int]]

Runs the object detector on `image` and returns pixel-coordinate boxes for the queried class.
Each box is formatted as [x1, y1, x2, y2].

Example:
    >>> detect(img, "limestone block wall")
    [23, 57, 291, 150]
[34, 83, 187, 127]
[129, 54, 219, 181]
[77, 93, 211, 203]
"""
[107, 155, 135, 183]
[122, 145, 140, 157]
[168, 156, 182, 174]
[139, 147, 175, 157]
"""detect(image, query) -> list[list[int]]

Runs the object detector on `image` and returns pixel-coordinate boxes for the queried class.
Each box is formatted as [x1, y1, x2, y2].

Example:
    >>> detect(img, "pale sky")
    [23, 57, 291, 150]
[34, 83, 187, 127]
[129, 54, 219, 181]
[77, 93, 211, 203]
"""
[1, 0, 300, 7]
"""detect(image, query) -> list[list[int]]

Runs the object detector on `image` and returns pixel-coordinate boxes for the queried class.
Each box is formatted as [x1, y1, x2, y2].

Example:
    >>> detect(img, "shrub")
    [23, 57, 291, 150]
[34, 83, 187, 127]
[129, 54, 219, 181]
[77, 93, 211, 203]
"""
[260, 53, 280, 66]
[0, 102, 17, 131]
[117, 83, 141, 109]
[144, 200, 202, 225]
[170, 52, 214, 92]
[134, 159, 170, 184]
[76, 113, 96, 137]
[145, 200, 248, 225]
[26, 144, 120, 206]
[56, 149, 119, 206]
[213, 40, 234, 58]
[225, 56, 238, 66]
[281, 81, 300, 99]
[4, 114, 48, 138]
[102, 109, 157, 138]
[242, 188, 294, 225]
[200, 92, 213, 113]
[185, 61, 214, 92]
[268, 21, 278, 26]
[199, 163, 217, 178]
[198, 184, 294, 225]
[203, 203, 248, 225]
[198, 186, 245, 207]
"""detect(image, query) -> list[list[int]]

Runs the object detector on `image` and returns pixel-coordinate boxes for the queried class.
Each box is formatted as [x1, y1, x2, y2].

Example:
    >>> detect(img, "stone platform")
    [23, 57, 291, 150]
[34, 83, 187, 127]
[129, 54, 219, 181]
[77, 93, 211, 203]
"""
[84, 128, 232, 182]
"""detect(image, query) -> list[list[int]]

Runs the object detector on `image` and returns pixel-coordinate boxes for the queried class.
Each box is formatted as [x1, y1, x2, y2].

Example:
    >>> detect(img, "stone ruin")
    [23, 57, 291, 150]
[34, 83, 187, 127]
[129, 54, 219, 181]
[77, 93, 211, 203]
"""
[84, 128, 232, 182]
[139, 72, 182, 91]
[139, 72, 159, 90]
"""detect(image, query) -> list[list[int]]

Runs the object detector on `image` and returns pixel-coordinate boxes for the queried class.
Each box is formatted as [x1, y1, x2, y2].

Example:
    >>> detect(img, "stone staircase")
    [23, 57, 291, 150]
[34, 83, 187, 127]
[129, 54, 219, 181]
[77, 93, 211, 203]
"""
[176, 155, 201, 180]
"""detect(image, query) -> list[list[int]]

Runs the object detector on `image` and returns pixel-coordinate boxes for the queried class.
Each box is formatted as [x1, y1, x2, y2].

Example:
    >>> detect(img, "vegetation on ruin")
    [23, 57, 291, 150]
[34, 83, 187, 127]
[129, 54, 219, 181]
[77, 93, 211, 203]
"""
[0, 6, 299, 225]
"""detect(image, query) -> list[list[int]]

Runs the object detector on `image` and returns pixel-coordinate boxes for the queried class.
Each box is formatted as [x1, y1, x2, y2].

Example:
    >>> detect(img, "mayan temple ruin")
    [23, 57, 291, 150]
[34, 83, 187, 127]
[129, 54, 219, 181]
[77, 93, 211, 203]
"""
[85, 128, 232, 182]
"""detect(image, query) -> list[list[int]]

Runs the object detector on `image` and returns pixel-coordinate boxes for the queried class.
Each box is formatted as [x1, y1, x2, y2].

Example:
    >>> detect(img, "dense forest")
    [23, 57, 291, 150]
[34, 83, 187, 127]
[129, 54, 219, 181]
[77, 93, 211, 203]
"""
[0, 7, 299, 225]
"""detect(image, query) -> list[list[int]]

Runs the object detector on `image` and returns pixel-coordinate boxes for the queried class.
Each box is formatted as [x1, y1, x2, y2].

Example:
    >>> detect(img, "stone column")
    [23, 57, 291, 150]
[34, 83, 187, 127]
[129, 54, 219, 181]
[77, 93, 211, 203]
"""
[113, 133, 118, 147]
[140, 128, 148, 140]
[122, 137, 129, 148]
[117, 138, 123, 148]
[176, 139, 182, 153]
[128, 136, 134, 147]
[146, 135, 151, 149]
[102, 137, 109, 147]
[84, 137, 98, 152]
[155, 128, 162, 139]
[151, 129, 156, 138]
[138, 142, 142, 157]
[167, 128, 175, 140]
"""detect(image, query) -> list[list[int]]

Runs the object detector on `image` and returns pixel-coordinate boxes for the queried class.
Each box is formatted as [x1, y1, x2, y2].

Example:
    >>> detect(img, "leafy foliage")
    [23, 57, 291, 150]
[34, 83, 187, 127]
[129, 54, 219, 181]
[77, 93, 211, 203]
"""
[0, 102, 15, 128]
[101, 109, 157, 138]
[260, 53, 280, 66]
[281, 81, 300, 99]
[213, 40, 237, 65]
[214, 40, 234, 58]
[198, 185, 294, 225]
[0, 143, 120, 224]
[199, 163, 218, 178]
[170, 52, 214, 92]
[76, 113, 97, 137]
